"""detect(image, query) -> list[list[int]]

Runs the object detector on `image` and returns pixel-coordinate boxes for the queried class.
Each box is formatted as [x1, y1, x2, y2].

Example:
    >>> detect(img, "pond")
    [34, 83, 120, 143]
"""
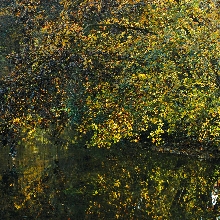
[0, 141, 219, 220]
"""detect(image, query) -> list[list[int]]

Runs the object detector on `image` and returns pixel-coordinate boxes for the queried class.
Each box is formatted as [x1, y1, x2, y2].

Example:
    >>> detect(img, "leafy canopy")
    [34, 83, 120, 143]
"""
[1, 0, 219, 149]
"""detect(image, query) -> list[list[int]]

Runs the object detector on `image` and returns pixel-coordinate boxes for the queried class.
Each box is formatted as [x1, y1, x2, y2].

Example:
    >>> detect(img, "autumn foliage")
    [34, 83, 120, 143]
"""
[0, 0, 220, 150]
[0, 1, 220, 219]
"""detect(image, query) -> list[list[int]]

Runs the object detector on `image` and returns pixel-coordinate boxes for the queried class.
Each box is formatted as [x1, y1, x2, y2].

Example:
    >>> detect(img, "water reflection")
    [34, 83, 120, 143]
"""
[0, 142, 219, 219]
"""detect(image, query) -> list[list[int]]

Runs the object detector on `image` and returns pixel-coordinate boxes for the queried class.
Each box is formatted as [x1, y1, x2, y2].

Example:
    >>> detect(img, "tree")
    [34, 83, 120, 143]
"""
[0, 0, 21, 77]
[66, 0, 220, 148]
[1, 0, 220, 150]
[0, 0, 69, 145]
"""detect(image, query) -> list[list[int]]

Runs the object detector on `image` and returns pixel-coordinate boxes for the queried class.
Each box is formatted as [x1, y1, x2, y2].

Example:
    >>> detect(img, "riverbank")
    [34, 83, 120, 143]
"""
[142, 143, 220, 160]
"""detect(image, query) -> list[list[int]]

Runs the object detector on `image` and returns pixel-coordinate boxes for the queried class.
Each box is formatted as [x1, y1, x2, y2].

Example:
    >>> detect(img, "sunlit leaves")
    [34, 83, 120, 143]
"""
[1, 0, 219, 149]
[69, 0, 220, 148]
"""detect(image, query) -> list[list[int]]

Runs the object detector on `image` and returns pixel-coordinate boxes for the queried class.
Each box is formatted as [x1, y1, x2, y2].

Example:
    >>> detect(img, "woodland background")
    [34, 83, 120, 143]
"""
[0, 0, 220, 219]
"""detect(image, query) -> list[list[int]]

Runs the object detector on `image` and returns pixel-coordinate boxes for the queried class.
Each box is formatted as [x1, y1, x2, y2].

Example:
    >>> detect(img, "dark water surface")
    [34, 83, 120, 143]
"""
[0, 142, 219, 219]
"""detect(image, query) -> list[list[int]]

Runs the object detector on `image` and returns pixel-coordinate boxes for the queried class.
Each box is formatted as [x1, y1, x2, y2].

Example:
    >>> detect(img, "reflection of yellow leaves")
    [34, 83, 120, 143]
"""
[114, 179, 120, 187]
[125, 184, 129, 189]
[93, 190, 99, 195]
[14, 203, 22, 209]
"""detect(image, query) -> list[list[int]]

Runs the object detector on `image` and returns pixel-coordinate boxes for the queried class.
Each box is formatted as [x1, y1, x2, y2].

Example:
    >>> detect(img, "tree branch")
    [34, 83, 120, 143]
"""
[83, 23, 156, 35]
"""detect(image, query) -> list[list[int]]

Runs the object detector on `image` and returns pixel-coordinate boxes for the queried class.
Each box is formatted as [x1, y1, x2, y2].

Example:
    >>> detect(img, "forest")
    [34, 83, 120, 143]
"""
[0, 0, 220, 219]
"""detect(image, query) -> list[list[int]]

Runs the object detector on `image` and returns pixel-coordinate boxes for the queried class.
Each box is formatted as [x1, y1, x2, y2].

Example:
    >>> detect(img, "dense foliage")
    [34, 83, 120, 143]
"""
[0, 1, 220, 219]
[1, 0, 219, 150]
[0, 0, 21, 78]
[69, 0, 220, 148]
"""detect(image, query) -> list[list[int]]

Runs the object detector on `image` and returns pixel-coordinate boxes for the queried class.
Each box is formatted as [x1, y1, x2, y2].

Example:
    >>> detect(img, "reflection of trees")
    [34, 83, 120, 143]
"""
[0, 132, 218, 219]
[83, 144, 216, 219]
[1, 122, 220, 220]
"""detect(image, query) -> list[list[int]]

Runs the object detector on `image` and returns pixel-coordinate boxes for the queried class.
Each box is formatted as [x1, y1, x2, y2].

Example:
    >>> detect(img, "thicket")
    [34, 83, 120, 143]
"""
[0, 1, 219, 218]
[0, 0, 219, 151]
